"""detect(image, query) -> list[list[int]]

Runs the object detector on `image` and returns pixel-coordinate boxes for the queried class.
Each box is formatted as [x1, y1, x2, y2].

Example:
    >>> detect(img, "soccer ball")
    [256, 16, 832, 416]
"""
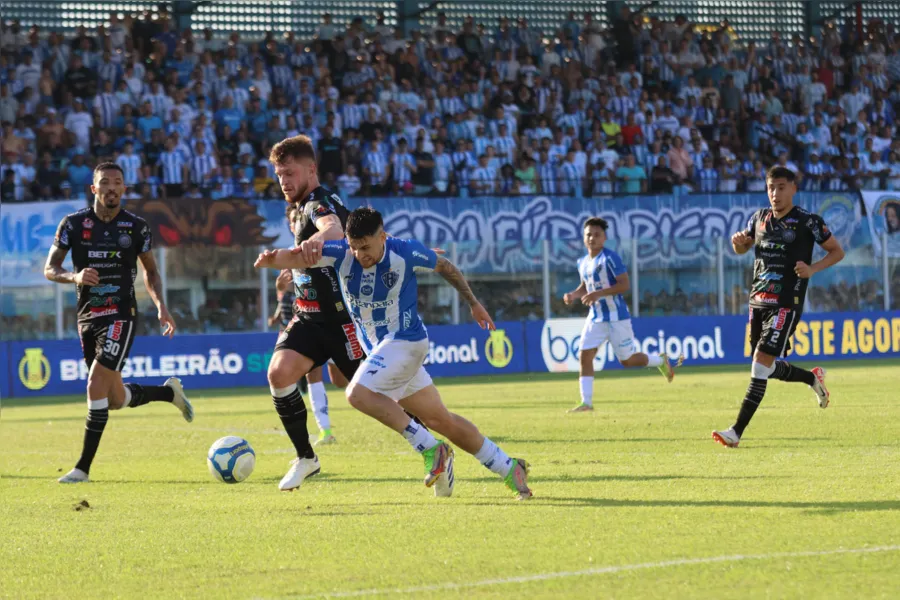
[207, 436, 256, 483]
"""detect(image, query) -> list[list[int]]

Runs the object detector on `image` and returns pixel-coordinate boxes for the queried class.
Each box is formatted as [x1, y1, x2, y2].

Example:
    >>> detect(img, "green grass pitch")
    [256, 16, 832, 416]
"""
[2, 361, 899, 599]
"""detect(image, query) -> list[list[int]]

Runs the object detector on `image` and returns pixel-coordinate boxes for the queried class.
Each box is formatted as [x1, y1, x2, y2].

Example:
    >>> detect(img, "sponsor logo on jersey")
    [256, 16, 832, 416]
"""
[774, 308, 790, 330]
[118, 221, 133, 227]
[107, 320, 124, 341]
[360, 285, 374, 295]
[296, 273, 312, 284]
[294, 299, 320, 312]
[83, 218, 94, 229]
[118, 234, 132, 248]
[412, 251, 430, 261]
[349, 298, 394, 309]
[89, 306, 119, 318]
[342, 323, 364, 360]
[88, 296, 120, 307]
[752, 292, 780, 305]
[18, 348, 51, 391]
[58, 228, 70, 245]
[88, 250, 121, 258]
[403, 310, 412, 329]
[759, 272, 783, 281]
[765, 283, 782, 293]
[759, 241, 785, 250]
[82, 230, 92, 240]
[92, 284, 120, 295]
[335, 302, 344, 312]
[296, 288, 317, 300]
[90, 262, 120, 269]
[381, 270, 399, 289]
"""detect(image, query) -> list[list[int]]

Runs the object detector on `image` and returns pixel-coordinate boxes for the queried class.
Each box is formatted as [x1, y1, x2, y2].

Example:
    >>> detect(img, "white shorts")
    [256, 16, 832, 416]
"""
[350, 337, 433, 402]
[580, 318, 639, 362]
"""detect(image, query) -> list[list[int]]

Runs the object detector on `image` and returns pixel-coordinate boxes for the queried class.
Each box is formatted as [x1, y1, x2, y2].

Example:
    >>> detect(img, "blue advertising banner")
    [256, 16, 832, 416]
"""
[0, 200, 83, 288]
[4, 320, 527, 398]
[525, 311, 900, 373]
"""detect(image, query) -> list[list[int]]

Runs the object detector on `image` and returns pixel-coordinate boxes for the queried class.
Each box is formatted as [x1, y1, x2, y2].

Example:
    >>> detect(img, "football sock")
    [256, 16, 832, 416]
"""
[124, 383, 174, 408]
[74, 398, 109, 474]
[406, 410, 429, 430]
[271, 384, 316, 460]
[733, 362, 774, 437]
[579, 376, 593, 406]
[308, 381, 331, 432]
[474, 437, 513, 478]
[770, 361, 816, 385]
[401, 418, 439, 453]
[646, 354, 663, 368]
[298, 377, 309, 396]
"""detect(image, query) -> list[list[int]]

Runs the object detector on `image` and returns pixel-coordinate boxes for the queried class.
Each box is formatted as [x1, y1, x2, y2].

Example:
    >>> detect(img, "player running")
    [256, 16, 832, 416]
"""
[713, 166, 844, 448]
[267, 205, 343, 446]
[563, 217, 683, 413]
[254, 207, 532, 500]
[44, 162, 193, 484]
[264, 135, 364, 491]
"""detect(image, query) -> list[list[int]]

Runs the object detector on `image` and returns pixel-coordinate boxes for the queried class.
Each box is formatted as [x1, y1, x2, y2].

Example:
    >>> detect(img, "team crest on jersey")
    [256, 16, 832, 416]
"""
[782, 229, 796, 242]
[118, 234, 132, 248]
[83, 218, 94, 229]
[381, 270, 399, 289]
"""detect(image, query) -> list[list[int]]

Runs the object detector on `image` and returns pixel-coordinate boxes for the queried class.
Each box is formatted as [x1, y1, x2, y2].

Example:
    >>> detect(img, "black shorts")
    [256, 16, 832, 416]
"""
[749, 307, 801, 358]
[274, 317, 364, 381]
[79, 318, 137, 372]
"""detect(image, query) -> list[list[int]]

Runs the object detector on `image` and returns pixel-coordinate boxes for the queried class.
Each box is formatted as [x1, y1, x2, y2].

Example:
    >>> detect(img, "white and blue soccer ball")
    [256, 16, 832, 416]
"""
[207, 436, 256, 483]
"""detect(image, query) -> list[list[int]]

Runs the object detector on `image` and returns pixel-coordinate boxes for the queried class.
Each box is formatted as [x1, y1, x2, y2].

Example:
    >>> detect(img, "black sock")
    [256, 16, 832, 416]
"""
[298, 377, 309, 395]
[733, 377, 768, 438]
[770, 361, 816, 385]
[126, 383, 174, 408]
[74, 404, 109, 474]
[273, 385, 315, 460]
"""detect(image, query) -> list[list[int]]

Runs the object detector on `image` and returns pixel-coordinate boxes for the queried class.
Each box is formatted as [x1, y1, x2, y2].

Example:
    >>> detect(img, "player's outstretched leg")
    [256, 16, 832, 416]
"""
[306, 366, 335, 446]
[268, 350, 319, 491]
[123, 378, 194, 421]
[401, 384, 533, 501]
[769, 361, 830, 408]
[620, 352, 685, 382]
[713, 354, 775, 448]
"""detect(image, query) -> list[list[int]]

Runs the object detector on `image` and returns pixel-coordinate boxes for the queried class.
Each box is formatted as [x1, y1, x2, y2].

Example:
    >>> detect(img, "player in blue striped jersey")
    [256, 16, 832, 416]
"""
[563, 218, 684, 413]
[254, 208, 532, 500]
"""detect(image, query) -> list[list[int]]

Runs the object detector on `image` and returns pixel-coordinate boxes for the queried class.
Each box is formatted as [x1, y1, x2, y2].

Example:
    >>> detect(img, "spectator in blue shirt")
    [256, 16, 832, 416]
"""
[615, 154, 647, 194]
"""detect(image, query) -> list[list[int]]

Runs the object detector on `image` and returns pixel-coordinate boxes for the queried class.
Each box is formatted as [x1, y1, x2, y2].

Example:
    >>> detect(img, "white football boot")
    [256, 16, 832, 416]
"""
[712, 427, 741, 448]
[433, 445, 456, 498]
[810, 367, 830, 408]
[164, 377, 194, 422]
[58, 468, 90, 483]
[279, 456, 321, 491]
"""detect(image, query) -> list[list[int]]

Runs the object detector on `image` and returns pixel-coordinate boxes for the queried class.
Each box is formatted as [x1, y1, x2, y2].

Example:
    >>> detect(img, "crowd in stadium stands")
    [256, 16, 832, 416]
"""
[0, 6, 899, 205]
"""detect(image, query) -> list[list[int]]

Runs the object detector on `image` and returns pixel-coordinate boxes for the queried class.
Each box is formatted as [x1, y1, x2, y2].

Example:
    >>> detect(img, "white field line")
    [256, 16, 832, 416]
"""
[280, 545, 900, 599]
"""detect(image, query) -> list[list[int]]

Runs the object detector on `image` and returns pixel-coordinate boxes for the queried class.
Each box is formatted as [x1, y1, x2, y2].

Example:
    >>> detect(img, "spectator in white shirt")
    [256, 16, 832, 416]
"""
[336, 164, 362, 198]
[116, 142, 142, 186]
[63, 98, 93, 151]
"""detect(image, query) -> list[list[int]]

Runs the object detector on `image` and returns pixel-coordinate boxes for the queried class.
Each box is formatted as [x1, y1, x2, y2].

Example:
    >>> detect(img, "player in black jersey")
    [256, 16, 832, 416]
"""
[44, 162, 194, 483]
[713, 167, 845, 448]
[267, 204, 348, 446]
[266, 135, 364, 491]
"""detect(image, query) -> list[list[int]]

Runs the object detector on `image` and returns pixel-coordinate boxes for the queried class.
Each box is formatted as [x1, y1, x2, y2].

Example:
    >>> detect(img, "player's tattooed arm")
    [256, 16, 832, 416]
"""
[435, 256, 495, 331]
[44, 245, 96, 285]
[308, 213, 344, 243]
[435, 256, 478, 305]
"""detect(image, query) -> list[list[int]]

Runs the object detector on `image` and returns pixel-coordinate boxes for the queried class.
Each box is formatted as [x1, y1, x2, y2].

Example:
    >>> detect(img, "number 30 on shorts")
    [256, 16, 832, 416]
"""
[103, 338, 121, 357]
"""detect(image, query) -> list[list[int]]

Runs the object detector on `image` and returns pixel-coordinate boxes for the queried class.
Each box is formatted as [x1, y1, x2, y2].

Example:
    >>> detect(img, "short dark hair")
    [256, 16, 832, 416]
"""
[269, 135, 316, 164]
[766, 166, 796, 182]
[584, 217, 608, 231]
[93, 162, 124, 179]
[346, 207, 384, 239]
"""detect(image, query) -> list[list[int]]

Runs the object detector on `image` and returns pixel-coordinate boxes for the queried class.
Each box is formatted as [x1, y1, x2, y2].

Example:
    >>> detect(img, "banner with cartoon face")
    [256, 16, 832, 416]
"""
[861, 192, 900, 257]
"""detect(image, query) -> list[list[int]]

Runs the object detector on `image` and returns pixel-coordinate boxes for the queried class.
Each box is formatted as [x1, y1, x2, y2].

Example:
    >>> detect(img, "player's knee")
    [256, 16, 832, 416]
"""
[86, 374, 112, 405]
[345, 384, 371, 411]
[267, 364, 296, 390]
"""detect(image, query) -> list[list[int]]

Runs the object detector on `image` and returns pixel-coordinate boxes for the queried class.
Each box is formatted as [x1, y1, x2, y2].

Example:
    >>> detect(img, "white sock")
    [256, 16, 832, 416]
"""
[646, 354, 663, 368]
[308, 381, 330, 431]
[121, 387, 132, 407]
[400, 418, 438, 453]
[579, 376, 593, 406]
[473, 437, 513, 478]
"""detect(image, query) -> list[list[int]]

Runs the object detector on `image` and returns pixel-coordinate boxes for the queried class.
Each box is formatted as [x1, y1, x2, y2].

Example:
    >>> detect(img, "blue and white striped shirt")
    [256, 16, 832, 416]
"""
[363, 151, 388, 185]
[578, 248, 631, 323]
[190, 154, 218, 185]
[158, 151, 186, 184]
[391, 152, 416, 185]
[115, 153, 142, 186]
[315, 238, 438, 351]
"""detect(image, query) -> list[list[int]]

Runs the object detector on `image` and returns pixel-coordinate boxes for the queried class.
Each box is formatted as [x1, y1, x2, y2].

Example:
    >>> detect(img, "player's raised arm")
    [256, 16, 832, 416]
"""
[434, 256, 495, 331]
